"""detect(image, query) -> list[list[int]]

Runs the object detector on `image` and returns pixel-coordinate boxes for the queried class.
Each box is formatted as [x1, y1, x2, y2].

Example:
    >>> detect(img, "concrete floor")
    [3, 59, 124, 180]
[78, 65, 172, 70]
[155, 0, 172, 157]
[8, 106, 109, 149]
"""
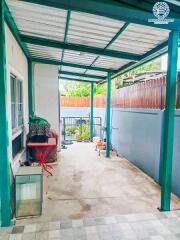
[35, 142, 180, 223]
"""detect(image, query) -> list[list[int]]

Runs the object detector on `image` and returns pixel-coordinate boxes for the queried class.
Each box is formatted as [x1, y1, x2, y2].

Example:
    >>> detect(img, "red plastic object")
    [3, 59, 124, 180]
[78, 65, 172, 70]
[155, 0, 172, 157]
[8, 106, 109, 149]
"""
[27, 138, 56, 176]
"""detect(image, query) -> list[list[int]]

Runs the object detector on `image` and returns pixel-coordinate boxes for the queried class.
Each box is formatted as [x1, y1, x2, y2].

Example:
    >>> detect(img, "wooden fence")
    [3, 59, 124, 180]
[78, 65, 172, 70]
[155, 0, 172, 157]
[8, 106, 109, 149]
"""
[61, 72, 180, 109]
[61, 96, 90, 107]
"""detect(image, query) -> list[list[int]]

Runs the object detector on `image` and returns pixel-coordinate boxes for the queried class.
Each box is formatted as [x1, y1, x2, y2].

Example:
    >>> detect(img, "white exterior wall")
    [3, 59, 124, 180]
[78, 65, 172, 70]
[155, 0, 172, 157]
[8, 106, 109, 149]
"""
[5, 24, 28, 174]
[5, 24, 29, 173]
[34, 64, 59, 134]
[5, 26, 59, 173]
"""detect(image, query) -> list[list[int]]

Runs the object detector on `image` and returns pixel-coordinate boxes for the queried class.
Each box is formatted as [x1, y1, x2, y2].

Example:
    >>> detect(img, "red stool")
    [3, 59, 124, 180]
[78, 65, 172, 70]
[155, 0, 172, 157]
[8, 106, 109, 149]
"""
[27, 138, 56, 176]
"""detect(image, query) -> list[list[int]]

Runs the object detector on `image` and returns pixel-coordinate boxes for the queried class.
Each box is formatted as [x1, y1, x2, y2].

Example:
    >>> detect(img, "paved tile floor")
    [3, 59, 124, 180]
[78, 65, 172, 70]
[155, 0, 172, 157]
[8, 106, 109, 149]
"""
[1, 211, 180, 239]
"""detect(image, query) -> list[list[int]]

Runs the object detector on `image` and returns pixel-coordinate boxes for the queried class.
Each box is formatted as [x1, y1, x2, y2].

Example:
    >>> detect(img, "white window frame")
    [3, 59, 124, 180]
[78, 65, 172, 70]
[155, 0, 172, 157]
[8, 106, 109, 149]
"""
[10, 74, 24, 137]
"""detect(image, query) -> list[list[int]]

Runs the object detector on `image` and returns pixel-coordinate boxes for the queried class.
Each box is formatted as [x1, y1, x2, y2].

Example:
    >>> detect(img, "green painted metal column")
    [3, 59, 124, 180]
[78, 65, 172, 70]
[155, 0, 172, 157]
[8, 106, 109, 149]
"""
[0, 0, 11, 227]
[28, 59, 34, 117]
[160, 30, 179, 211]
[90, 82, 94, 142]
[106, 72, 112, 158]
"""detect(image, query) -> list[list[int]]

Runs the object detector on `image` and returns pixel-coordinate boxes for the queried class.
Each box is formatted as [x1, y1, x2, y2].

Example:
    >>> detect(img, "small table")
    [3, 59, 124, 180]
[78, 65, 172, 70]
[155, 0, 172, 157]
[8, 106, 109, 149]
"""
[27, 138, 56, 176]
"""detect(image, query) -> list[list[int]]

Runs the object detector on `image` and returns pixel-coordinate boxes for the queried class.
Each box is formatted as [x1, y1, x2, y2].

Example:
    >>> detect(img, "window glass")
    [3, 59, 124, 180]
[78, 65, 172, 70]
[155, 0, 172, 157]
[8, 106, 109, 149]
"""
[17, 81, 23, 126]
[11, 76, 16, 129]
[11, 75, 23, 129]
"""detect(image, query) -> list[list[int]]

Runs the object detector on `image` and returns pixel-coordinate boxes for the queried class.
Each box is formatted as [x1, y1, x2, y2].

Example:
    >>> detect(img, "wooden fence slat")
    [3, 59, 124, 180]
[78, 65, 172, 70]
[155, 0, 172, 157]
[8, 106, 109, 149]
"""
[61, 74, 180, 109]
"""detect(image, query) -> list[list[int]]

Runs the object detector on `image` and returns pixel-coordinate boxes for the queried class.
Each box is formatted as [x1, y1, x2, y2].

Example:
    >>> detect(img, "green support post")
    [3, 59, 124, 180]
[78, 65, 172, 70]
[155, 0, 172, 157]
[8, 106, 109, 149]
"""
[0, 0, 11, 227]
[90, 82, 94, 142]
[63, 118, 66, 141]
[28, 59, 33, 117]
[80, 117, 83, 136]
[160, 30, 179, 211]
[106, 72, 112, 158]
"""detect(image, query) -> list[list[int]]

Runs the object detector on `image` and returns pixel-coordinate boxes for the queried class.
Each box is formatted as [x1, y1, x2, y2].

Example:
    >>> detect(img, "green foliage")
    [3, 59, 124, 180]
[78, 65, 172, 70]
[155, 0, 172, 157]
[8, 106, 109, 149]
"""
[75, 123, 90, 141]
[62, 59, 161, 95]
[114, 59, 161, 89]
[66, 82, 91, 97]
[66, 126, 77, 134]
[62, 122, 90, 141]
[65, 82, 106, 97]
[94, 84, 106, 95]
[76, 131, 90, 141]
[115, 81, 133, 89]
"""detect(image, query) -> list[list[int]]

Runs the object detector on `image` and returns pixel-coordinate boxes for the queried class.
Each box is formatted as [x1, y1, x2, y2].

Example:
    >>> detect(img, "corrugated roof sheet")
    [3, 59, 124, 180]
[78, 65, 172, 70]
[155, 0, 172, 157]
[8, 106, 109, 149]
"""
[28, 44, 62, 61]
[6, 0, 171, 82]
[109, 24, 169, 54]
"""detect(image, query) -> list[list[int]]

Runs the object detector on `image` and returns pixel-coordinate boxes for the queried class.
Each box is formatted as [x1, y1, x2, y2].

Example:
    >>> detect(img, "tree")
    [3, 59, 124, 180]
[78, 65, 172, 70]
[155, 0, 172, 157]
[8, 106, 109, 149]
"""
[61, 58, 161, 95]
[113, 58, 161, 89]
[63, 82, 106, 97]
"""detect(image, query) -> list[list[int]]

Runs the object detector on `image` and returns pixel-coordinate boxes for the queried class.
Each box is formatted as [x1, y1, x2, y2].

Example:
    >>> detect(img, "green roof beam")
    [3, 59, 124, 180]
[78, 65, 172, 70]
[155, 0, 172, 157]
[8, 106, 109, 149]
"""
[63, 10, 71, 43]
[59, 76, 98, 83]
[84, 22, 129, 74]
[59, 71, 105, 80]
[60, 10, 71, 72]
[16, 0, 180, 30]
[4, 2, 30, 58]
[21, 35, 141, 61]
[32, 57, 111, 72]
[106, 22, 129, 48]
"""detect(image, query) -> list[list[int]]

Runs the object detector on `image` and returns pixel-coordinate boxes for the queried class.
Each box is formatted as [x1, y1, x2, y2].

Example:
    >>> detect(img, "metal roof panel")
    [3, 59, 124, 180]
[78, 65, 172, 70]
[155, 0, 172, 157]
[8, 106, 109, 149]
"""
[109, 23, 169, 55]
[68, 11, 125, 49]
[59, 74, 102, 82]
[63, 50, 98, 65]
[27, 43, 62, 61]
[60, 66, 85, 74]
[7, 0, 67, 41]
[93, 56, 130, 70]
[5, 0, 172, 81]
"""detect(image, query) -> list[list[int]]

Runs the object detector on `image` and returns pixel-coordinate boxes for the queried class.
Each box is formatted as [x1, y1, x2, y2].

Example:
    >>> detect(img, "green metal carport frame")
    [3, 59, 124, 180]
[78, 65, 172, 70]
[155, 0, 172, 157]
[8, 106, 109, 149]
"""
[0, 0, 11, 227]
[0, 0, 179, 227]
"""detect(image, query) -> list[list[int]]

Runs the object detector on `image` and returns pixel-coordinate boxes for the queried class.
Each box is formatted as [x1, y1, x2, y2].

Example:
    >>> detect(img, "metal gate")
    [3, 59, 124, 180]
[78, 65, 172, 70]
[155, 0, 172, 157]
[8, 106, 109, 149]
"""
[61, 117, 102, 141]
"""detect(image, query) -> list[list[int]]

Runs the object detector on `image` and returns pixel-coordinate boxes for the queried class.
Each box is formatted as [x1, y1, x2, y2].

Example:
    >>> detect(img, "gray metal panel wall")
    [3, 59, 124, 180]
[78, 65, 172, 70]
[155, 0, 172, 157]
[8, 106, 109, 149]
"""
[110, 108, 163, 182]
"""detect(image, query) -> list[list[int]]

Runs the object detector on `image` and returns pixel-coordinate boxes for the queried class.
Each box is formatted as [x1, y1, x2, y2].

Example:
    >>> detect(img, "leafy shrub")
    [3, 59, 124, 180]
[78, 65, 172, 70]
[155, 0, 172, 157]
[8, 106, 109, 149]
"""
[75, 123, 90, 141]
[66, 126, 77, 134]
